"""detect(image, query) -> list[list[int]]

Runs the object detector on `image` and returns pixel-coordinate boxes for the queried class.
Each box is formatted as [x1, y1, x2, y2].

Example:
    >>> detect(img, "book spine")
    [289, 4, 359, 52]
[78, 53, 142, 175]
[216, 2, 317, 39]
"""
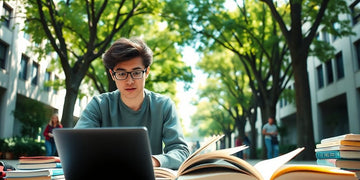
[315, 151, 341, 159]
[316, 159, 337, 167]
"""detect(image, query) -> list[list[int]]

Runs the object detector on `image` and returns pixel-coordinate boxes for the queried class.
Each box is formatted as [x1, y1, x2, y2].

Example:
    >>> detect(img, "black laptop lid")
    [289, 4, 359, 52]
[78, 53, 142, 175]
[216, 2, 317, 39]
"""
[53, 127, 155, 180]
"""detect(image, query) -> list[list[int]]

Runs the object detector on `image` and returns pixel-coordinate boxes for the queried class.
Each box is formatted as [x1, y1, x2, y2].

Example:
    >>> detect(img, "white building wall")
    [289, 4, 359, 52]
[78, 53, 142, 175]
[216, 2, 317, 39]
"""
[0, 1, 88, 138]
[276, 0, 360, 144]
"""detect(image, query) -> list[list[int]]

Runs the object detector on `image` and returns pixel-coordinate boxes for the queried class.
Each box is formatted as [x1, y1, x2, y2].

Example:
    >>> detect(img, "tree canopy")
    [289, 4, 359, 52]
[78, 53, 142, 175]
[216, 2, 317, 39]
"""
[22, 0, 193, 127]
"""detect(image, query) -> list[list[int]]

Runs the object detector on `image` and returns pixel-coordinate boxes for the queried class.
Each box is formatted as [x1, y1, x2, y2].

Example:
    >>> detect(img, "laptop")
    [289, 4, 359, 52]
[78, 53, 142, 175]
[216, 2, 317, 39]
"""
[53, 127, 155, 180]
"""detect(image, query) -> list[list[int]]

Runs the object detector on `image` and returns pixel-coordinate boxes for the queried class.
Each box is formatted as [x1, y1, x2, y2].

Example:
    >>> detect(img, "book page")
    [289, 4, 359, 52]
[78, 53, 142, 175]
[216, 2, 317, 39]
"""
[178, 145, 247, 174]
[178, 145, 263, 179]
[253, 147, 305, 180]
[186, 135, 224, 161]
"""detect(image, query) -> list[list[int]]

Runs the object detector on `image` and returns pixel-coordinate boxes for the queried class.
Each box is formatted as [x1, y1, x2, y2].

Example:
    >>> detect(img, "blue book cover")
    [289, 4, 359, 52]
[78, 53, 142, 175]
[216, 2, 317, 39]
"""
[316, 150, 360, 159]
[316, 150, 341, 159]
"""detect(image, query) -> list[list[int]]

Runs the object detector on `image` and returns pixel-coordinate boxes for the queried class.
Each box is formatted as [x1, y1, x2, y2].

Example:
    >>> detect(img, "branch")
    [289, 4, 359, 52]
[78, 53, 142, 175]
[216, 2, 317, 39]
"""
[304, 0, 330, 46]
[260, 0, 290, 38]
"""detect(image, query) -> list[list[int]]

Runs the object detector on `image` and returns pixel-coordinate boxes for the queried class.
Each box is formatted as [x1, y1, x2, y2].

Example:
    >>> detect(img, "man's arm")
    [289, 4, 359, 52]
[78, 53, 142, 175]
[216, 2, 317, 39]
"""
[152, 98, 190, 169]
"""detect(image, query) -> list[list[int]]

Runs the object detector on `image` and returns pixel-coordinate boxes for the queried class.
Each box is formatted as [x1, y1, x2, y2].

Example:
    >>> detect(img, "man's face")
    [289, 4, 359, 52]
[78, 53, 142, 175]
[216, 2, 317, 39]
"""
[110, 57, 150, 101]
[268, 118, 274, 124]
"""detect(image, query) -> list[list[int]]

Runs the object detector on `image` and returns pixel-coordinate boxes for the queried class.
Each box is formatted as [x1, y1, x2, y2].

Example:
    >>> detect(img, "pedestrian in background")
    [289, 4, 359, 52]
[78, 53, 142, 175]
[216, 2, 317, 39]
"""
[43, 113, 63, 156]
[262, 117, 279, 159]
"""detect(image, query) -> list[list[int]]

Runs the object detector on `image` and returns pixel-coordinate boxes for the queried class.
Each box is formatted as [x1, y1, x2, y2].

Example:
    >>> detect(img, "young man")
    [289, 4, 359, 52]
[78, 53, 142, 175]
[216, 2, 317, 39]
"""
[74, 37, 190, 169]
[262, 117, 279, 159]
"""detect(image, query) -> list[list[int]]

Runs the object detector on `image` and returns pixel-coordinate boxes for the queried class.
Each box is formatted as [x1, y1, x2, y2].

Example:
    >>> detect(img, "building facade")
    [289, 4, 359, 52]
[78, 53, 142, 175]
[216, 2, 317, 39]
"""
[277, 0, 360, 144]
[0, 1, 87, 138]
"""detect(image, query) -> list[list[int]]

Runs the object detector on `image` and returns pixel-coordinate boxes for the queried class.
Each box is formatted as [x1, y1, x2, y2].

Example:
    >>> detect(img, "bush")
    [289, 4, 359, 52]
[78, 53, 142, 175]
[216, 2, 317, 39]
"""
[1, 137, 45, 159]
[279, 144, 297, 155]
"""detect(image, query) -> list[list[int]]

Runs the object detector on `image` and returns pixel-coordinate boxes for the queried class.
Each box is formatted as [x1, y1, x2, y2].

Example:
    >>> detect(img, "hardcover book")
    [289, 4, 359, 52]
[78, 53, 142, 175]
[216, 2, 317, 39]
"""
[317, 159, 360, 170]
[315, 150, 360, 159]
[5, 169, 51, 178]
[315, 145, 360, 152]
[316, 140, 360, 149]
[320, 134, 360, 144]
[17, 163, 62, 170]
[5, 168, 64, 179]
[18, 156, 61, 164]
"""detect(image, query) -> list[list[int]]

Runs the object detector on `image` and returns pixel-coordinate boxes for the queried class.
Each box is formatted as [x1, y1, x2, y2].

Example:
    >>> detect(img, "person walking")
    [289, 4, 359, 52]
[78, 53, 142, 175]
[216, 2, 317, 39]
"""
[262, 117, 279, 159]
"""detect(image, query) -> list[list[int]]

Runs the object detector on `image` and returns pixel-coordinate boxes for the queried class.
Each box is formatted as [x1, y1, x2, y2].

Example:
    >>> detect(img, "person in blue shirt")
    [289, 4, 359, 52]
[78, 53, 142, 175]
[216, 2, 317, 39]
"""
[74, 37, 190, 169]
[262, 117, 279, 159]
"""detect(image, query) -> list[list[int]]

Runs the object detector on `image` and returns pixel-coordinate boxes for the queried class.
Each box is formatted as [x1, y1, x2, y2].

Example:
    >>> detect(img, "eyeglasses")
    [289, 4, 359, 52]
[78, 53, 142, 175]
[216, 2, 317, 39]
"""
[112, 68, 147, 80]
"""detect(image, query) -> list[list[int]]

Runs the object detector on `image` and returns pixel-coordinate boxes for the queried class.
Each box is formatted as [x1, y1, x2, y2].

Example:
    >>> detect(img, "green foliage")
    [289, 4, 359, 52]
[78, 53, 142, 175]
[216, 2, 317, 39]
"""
[0, 138, 9, 152]
[22, 0, 194, 126]
[12, 97, 52, 139]
[2, 137, 44, 158]
[279, 144, 298, 155]
[191, 99, 234, 137]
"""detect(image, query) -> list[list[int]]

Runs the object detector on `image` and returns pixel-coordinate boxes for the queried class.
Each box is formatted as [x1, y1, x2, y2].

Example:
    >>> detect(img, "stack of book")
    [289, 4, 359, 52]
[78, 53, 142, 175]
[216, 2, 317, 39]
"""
[315, 133, 360, 177]
[5, 156, 64, 180]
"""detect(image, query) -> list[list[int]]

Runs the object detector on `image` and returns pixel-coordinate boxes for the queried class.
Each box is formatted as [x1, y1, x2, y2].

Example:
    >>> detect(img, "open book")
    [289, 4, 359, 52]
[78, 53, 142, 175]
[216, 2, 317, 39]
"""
[154, 135, 358, 180]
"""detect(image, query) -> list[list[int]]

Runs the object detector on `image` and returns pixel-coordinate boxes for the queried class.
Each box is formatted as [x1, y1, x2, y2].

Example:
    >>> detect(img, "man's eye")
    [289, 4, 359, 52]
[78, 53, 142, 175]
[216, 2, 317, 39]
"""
[118, 72, 127, 76]
[133, 71, 142, 76]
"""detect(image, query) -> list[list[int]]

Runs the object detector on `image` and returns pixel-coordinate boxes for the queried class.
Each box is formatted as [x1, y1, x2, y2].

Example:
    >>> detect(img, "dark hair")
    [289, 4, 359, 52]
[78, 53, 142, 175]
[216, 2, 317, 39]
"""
[102, 37, 153, 70]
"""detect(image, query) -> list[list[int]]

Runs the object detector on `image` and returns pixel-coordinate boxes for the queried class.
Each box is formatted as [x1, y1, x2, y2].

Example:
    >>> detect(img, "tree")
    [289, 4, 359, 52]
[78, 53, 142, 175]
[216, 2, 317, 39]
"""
[259, 0, 354, 160]
[191, 83, 235, 148]
[176, 0, 292, 158]
[197, 48, 258, 158]
[23, 0, 193, 127]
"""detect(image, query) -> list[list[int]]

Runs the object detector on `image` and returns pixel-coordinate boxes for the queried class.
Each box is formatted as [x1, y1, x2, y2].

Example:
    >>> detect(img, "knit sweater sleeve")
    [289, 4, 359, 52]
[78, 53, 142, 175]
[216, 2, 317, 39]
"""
[152, 97, 190, 169]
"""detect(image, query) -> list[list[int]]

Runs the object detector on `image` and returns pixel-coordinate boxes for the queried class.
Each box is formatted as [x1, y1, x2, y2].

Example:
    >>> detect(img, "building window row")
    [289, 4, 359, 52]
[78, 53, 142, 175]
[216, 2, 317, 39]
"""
[18, 53, 57, 93]
[316, 52, 345, 89]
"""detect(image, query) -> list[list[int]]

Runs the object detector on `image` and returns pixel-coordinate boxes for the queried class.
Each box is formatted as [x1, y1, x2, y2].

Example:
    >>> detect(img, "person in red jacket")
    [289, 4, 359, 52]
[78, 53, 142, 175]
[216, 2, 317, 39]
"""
[43, 114, 63, 156]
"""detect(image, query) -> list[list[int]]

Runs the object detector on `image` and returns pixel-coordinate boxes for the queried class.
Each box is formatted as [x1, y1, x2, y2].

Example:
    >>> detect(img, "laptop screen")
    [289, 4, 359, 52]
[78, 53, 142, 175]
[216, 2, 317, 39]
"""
[53, 127, 155, 180]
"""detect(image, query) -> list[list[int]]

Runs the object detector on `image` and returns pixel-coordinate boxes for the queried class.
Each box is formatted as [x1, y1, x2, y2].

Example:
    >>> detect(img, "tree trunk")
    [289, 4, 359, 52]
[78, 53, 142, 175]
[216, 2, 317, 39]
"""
[249, 107, 258, 159]
[61, 90, 78, 127]
[291, 52, 316, 160]
[61, 74, 83, 127]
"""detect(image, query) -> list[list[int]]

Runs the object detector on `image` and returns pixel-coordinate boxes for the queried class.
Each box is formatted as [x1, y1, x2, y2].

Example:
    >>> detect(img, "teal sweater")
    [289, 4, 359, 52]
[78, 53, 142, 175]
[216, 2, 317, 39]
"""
[74, 89, 189, 169]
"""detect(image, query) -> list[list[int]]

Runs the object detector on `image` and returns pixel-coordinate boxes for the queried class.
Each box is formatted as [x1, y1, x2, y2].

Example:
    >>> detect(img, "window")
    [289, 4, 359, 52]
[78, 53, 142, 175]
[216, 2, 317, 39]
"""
[19, 55, 29, 80]
[325, 60, 334, 84]
[44, 71, 51, 91]
[321, 30, 329, 43]
[356, 41, 360, 70]
[332, 22, 341, 41]
[31, 62, 39, 85]
[350, 0, 360, 25]
[2, 3, 12, 28]
[0, 41, 7, 69]
[335, 52, 344, 79]
[23, 32, 31, 41]
[317, 65, 324, 89]
[54, 75, 59, 94]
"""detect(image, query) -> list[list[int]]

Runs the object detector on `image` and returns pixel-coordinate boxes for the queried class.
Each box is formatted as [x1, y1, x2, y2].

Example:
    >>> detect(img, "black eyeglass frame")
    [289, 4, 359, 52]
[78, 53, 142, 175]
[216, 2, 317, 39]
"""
[112, 68, 147, 80]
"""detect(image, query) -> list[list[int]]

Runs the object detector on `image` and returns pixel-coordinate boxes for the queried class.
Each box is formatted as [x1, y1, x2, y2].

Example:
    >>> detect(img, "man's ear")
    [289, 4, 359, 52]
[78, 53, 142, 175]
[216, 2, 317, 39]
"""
[109, 69, 115, 81]
[145, 67, 150, 79]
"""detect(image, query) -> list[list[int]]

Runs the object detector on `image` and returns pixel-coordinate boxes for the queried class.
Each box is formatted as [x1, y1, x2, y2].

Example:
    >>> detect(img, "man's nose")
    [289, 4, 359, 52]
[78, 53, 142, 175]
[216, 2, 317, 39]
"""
[125, 75, 134, 84]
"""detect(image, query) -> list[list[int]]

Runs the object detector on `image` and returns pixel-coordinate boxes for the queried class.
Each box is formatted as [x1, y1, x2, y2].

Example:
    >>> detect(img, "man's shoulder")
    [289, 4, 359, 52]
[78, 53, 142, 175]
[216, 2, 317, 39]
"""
[92, 90, 119, 102]
[145, 89, 171, 102]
